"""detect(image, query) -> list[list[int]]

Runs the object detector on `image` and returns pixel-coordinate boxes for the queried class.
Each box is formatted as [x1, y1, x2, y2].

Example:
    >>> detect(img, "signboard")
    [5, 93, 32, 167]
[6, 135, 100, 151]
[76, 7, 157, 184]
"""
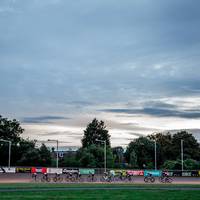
[79, 169, 95, 175]
[182, 172, 192, 177]
[31, 167, 47, 174]
[127, 170, 144, 176]
[172, 171, 182, 176]
[62, 168, 79, 174]
[144, 170, 161, 177]
[0, 167, 15, 173]
[16, 167, 31, 173]
[114, 170, 127, 176]
[47, 168, 62, 174]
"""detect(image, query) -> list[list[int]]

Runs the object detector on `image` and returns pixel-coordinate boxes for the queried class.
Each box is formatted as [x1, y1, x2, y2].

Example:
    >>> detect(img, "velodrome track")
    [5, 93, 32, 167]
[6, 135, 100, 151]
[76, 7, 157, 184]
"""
[1, 173, 200, 184]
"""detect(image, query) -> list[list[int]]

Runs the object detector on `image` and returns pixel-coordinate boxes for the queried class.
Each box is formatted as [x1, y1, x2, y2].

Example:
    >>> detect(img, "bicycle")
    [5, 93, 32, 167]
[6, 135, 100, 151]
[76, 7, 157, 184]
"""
[65, 173, 76, 182]
[86, 173, 97, 182]
[32, 173, 37, 182]
[53, 173, 63, 182]
[41, 173, 51, 182]
[100, 172, 113, 182]
[144, 173, 155, 183]
[159, 176, 173, 183]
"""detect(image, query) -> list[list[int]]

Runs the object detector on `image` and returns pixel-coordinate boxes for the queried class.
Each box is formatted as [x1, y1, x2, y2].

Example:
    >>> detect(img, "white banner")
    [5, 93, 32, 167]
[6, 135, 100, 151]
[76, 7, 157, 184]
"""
[0, 167, 16, 173]
[47, 168, 62, 174]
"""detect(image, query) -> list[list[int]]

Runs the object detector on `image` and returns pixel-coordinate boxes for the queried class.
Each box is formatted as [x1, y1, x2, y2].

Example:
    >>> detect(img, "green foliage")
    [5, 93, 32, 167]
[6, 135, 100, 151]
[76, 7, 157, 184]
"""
[77, 144, 114, 168]
[82, 118, 111, 148]
[0, 115, 23, 143]
[112, 146, 124, 168]
[0, 115, 52, 166]
[125, 137, 154, 168]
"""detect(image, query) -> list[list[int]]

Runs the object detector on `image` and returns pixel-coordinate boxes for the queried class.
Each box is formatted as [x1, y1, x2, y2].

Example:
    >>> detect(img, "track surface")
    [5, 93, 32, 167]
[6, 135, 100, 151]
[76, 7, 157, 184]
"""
[1, 173, 200, 184]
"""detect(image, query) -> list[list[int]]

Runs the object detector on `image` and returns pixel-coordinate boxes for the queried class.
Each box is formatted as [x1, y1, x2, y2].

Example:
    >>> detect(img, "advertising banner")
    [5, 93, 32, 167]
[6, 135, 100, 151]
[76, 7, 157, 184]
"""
[172, 171, 182, 176]
[0, 167, 15, 173]
[114, 170, 127, 176]
[191, 171, 199, 177]
[144, 170, 161, 177]
[16, 167, 31, 173]
[62, 168, 79, 174]
[163, 171, 173, 177]
[79, 168, 95, 175]
[47, 168, 62, 174]
[31, 167, 47, 174]
[127, 170, 144, 176]
[182, 171, 192, 177]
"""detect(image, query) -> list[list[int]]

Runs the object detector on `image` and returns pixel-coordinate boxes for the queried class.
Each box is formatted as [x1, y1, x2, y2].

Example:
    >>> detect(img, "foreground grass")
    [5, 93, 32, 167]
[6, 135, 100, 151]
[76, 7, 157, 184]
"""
[1, 182, 200, 189]
[0, 183, 200, 200]
[0, 190, 200, 200]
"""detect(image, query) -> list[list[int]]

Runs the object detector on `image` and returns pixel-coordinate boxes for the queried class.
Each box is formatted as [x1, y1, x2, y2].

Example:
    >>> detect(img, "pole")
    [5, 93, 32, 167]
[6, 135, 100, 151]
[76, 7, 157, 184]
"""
[104, 141, 106, 173]
[47, 139, 59, 168]
[155, 140, 157, 170]
[0, 139, 11, 169]
[181, 140, 184, 171]
[96, 139, 106, 173]
[56, 140, 59, 168]
[8, 141, 11, 169]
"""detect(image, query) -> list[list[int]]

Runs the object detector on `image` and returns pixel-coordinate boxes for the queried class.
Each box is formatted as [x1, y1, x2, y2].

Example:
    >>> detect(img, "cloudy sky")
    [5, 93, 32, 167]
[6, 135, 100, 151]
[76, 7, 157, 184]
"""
[1, 0, 200, 147]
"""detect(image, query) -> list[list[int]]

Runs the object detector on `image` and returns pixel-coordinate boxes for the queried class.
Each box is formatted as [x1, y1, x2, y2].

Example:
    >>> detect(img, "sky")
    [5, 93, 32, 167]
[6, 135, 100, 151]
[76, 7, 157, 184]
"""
[1, 0, 200, 147]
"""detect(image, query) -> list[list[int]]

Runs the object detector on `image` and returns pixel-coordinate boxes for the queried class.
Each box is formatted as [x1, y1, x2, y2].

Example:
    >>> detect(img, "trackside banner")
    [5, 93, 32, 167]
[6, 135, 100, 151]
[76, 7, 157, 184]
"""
[79, 169, 95, 175]
[127, 170, 144, 176]
[144, 170, 161, 177]
[16, 167, 31, 173]
[47, 168, 62, 174]
[62, 168, 79, 174]
[31, 167, 47, 174]
[0, 167, 15, 173]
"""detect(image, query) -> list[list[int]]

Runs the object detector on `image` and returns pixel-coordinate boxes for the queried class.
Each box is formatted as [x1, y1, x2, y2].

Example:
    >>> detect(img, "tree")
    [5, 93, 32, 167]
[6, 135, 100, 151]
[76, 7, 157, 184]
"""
[125, 137, 154, 168]
[38, 144, 52, 166]
[148, 132, 173, 166]
[171, 131, 200, 161]
[77, 144, 114, 168]
[82, 118, 110, 148]
[0, 115, 24, 143]
[112, 146, 124, 168]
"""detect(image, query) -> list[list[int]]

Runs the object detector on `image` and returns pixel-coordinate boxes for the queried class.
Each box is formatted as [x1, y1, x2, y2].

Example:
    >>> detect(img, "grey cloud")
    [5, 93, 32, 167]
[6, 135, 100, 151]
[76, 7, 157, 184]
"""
[22, 116, 70, 124]
[100, 108, 200, 119]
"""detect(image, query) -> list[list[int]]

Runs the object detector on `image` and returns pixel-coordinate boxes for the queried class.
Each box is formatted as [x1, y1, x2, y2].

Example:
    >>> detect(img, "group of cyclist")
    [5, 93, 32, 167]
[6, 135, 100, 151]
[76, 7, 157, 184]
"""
[32, 170, 173, 183]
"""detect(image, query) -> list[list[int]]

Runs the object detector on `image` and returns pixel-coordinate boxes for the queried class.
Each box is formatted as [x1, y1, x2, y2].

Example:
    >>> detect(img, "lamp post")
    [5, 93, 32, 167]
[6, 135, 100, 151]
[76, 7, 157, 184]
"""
[48, 139, 59, 168]
[181, 139, 184, 171]
[0, 139, 12, 169]
[154, 140, 157, 170]
[96, 139, 106, 173]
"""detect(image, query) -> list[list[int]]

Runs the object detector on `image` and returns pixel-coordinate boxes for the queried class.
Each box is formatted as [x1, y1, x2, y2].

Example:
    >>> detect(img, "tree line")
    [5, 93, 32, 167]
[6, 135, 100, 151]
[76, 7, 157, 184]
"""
[1, 115, 200, 170]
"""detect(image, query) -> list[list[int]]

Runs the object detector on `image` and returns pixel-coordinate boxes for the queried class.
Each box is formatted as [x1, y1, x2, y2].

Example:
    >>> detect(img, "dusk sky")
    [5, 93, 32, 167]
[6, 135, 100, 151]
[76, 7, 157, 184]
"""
[1, 0, 200, 147]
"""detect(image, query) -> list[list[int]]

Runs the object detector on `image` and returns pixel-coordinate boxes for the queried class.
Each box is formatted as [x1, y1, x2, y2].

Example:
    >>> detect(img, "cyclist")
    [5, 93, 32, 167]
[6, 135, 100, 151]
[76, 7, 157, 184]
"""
[109, 170, 115, 181]
[32, 172, 37, 181]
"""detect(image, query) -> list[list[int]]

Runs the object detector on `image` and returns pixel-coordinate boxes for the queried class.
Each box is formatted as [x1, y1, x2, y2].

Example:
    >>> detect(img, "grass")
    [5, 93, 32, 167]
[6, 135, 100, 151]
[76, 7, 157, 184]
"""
[0, 183, 200, 200]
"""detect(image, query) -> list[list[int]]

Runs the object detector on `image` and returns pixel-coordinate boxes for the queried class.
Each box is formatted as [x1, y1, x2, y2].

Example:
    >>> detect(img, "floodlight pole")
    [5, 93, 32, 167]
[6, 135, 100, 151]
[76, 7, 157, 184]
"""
[96, 139, 106, 173]
[181, 139, 184, 171]
[154, 140, 157, 170]
[0, 139, 12, 169]
[48, 139, 59, 168]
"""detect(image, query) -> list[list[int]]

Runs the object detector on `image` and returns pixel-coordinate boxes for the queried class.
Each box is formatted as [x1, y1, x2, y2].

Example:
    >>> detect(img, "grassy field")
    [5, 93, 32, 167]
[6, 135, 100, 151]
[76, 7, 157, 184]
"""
[0, 183, 200, 200]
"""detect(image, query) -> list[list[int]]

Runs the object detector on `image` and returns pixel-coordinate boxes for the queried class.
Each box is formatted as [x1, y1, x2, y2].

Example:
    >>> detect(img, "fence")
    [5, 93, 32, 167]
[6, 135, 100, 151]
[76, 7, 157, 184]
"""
[1, 166, 200, 177]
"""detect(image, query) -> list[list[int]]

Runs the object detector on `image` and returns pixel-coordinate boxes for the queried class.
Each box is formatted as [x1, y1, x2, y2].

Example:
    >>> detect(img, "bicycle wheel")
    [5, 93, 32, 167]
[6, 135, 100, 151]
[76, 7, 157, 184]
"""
[46, 177, 51, 182]
[53, 177, 58, 182]
[144, 177, 149, 183]
[150, 177, 155, 183]
[41, 178, 45, 182]
[59, 177, 63, 182]
[166, 177, 173, 183]
[65, 177, 70, 182]
[159, 177, 164, 183]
